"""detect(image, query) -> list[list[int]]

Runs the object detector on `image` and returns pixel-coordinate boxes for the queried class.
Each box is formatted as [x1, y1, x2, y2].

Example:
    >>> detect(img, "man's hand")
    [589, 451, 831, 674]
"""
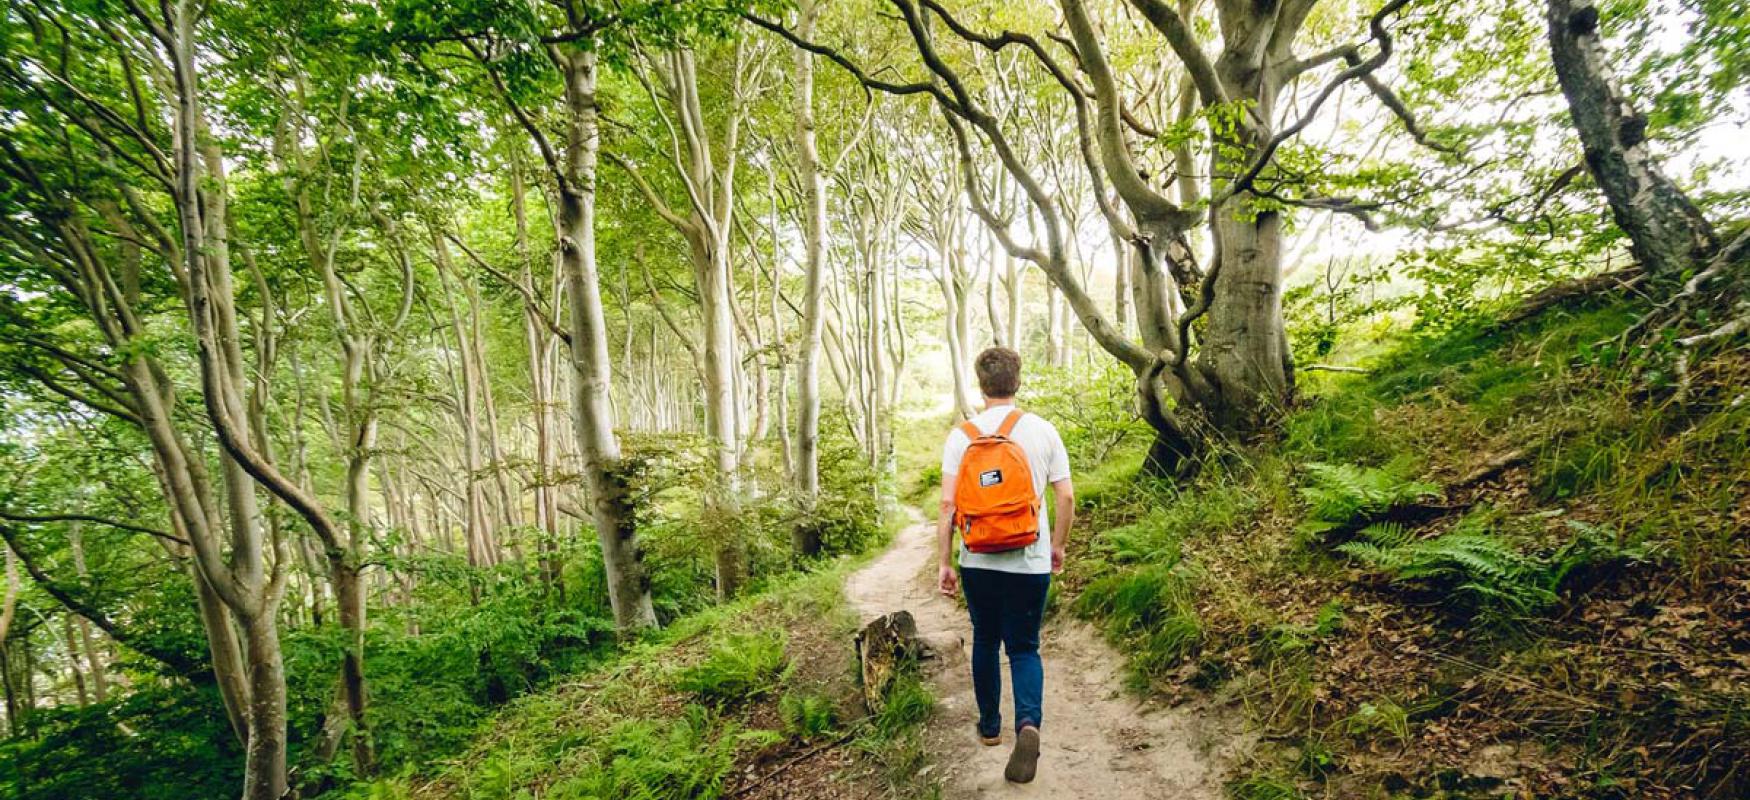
[938, 564, 959, 597]
[1050, 477, 1074, 576]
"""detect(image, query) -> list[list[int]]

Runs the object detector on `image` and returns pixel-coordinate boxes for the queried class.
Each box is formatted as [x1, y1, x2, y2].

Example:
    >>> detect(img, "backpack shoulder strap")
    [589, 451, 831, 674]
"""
[995, 408, 1025, 438]
[957, 419, 982, 441]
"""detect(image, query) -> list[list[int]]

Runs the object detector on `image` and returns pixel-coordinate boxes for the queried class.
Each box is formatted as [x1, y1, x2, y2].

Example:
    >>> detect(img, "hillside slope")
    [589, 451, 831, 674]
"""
[1050, 298, 1748, 798]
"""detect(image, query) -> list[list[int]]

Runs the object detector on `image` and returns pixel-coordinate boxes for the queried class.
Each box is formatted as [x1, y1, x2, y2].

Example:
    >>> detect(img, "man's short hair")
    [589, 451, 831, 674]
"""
[975, 346, 1022, 398]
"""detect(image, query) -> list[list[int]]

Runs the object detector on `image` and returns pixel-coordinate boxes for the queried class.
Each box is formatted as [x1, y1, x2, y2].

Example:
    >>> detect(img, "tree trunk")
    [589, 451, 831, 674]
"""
[61, 615, 88, 705]
[513, 164, 565, 597]
[1201, 202, 1291, 432]
[1112, 233, 1134, 337]
[1045, 284, 1065, 367]
[939, 231, 977, 417]
[1545, 0, 1716, 275]
[0, 547, 17, 730]
[238, 613, 288, 800]
[433, 235, 496, 570]
[1197, 42, 1295, 435]
[1005, 255, 1023, 348]
[793, 0, 828, 557]
[693, 234, 747, 598]
[555, 48, 658, 632]
[65, 525, 107, 702]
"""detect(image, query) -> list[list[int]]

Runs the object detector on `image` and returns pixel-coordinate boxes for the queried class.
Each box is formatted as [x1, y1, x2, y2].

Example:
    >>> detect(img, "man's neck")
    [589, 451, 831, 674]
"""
[983, 397, 1016, 411]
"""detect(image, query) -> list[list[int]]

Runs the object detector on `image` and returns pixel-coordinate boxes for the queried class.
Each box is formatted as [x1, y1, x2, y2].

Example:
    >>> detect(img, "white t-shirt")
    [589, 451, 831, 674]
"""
[941, 405, 1071, 575]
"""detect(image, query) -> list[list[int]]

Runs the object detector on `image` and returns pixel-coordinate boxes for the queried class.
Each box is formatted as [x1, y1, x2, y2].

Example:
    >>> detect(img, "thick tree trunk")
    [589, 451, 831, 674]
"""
[332, 562, 370, 769]
[1197, 48, 1294, 435]
[238, 613, 288, 800]
[694, 235, 747, 598]
[1201, 203, 1291, 432]
[556, 48, 658, 632]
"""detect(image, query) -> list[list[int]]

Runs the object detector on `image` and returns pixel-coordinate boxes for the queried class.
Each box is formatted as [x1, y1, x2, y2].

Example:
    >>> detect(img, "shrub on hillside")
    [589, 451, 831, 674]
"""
[1022, 360, 1151, 464]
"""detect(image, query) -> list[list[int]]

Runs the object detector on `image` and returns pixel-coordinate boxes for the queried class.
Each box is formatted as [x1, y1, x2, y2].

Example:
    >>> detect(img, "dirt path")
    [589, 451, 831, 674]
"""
[846, 517, 1246, 799]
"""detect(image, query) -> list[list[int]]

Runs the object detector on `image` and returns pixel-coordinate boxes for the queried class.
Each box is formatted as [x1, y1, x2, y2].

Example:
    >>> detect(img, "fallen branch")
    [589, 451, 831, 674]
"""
[724, 722, 867, 798]
[1302, 364, 1370, 374]
[1493, 267, 1644, 330]
[1457, 448, 1532, 487]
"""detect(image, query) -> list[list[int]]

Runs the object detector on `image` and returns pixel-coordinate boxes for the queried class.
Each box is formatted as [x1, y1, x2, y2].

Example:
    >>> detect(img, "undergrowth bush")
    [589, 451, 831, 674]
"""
[1023, 359, 1151, 464]
[671, 629, 789, 706]
[854, 670, 937, 792]
[541, 706, 779, 800]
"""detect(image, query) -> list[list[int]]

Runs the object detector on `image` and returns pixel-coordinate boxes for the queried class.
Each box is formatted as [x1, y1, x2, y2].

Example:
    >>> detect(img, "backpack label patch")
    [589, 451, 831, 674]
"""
[979, 469, 1002, 487]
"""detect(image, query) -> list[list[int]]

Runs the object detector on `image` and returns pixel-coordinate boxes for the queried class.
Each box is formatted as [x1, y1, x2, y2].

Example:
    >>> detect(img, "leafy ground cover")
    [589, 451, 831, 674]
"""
[1022, 297, 1749, 798]
[338, 555, 938, 800]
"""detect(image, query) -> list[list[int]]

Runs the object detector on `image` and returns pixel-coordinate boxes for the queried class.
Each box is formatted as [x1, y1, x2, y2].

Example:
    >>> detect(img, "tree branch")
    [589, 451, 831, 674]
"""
[0, 509, 186, 546]
[1124, 0, 1227, 108]
[442, 230, 572, 346]
[0, 524, 206, 676]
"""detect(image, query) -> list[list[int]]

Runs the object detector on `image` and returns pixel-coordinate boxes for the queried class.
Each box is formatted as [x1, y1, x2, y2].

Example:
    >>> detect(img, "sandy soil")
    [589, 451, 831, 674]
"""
[846, 517, 1247, 799]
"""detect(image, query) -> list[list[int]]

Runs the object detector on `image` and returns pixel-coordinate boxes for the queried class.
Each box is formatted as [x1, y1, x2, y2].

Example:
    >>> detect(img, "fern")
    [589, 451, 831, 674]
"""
[1338, 518, 1552, 616]
[1544, 519, 1659, 589]
[1298, 462, 1441, 529]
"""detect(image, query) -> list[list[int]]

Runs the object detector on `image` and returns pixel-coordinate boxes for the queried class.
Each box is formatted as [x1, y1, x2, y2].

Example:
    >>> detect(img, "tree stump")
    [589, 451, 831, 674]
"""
[855, 611, 918, 715]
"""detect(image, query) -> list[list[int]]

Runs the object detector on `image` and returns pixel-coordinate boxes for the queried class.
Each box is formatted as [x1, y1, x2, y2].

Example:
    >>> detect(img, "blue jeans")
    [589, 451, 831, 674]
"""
[959, 567, 1049, 735]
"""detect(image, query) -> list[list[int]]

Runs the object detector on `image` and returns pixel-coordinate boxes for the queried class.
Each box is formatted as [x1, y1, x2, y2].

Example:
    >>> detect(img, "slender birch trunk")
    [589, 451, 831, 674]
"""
[553, 47, 658, 631]
[793, 0, 829, 556]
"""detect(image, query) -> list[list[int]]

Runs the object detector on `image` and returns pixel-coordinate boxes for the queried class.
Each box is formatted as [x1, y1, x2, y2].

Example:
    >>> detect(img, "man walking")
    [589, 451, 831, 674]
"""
[936, 346, 1074, 784]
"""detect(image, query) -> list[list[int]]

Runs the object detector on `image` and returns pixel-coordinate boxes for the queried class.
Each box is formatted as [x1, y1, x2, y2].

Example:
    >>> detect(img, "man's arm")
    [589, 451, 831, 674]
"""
[1050, 478, 1074, 573]
[937, 470, 959, 596]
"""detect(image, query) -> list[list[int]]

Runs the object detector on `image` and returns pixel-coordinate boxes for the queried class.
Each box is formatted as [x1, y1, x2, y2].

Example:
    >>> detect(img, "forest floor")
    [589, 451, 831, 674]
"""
[844, 513, 1250, 798]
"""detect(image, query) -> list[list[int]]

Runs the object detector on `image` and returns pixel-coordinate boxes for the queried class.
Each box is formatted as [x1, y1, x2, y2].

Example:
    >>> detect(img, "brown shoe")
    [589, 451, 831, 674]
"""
[978, 730, 1002, 746]
[1004, 725, 1040, 783]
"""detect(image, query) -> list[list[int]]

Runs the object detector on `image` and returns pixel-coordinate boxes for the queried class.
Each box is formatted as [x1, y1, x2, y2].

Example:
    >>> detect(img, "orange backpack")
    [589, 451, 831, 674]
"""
[952, 409, 1040, 553]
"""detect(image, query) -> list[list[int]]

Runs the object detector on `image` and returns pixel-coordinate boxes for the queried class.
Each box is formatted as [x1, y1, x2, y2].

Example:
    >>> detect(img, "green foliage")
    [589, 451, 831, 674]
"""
[1259, 600, 1346, 661]
[800, 421, 889, 558]
[1023, 360, 1151, 464]
[541, 706, 780, 800]
[870, 672, 935, 739]
[0, 685, 241, 800]
[777, 692, 838, 740]
[1336, 698, 1411, 745]
[1089, 513, 1183, 566]
[1227, 772, 1306, 800]
[1076, 563, 1204, 682]
[1336, 515, 1657, 621]
[854, 671, 937, 794]
[1543, 519, 1662, 591]
[1296, 462, 1441, 534]
[671, 630, 789, 706]
[1338, 516, 1553, 616]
